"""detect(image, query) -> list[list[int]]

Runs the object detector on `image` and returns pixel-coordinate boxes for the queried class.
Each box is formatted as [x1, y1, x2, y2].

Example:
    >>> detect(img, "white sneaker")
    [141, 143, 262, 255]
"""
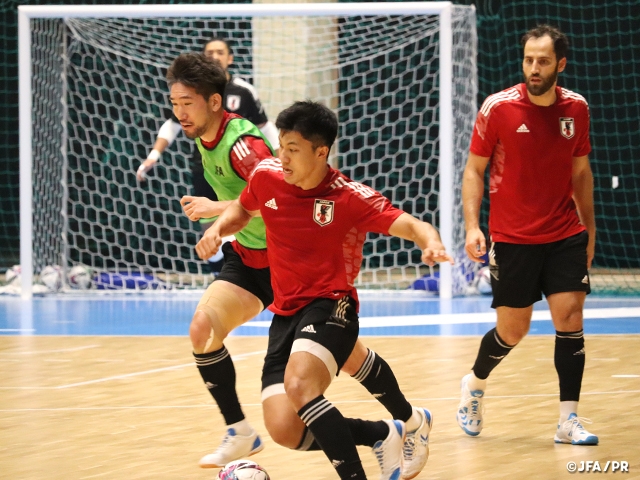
[456, 373, 484, 436]
[402, 408, 433, 480]
[199, 427, 264, 468]
[372, 420, 406, 480]
[554, 413, 599, 445]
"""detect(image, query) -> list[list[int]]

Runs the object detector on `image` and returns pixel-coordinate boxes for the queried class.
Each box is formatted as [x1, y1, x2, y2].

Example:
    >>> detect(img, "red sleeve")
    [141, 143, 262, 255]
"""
[229, 136, 274, 181]
[346, 182, 404, 234]
[573, 103, 591, 157]
[469, 109, 498, 158]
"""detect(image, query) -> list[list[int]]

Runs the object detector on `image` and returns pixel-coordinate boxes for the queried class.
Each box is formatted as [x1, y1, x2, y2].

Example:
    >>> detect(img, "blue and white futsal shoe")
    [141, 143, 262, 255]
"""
[402, 408, 433, 479]
[199, 427, 264, 468]
[373, 419, 406, 480]
[554, 413, 599, 445]
[456, 373, 485, 436]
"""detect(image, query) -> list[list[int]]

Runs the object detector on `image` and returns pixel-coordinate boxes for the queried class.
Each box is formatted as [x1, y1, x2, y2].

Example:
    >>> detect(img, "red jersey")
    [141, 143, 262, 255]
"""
[469, 83, 591, 244]
[240, 161, 403, 315]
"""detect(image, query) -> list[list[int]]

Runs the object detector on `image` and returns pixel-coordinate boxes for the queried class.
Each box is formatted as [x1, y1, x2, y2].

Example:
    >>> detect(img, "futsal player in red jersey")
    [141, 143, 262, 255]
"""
[457, 24, 598, 445]
[196, 100, 454, 480]
[169, 54, 438, 473]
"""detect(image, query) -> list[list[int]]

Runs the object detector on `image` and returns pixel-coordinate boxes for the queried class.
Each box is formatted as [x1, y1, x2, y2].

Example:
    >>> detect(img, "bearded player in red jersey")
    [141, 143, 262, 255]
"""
[457, 24, 597, 445]
[196, 100, 453, 480]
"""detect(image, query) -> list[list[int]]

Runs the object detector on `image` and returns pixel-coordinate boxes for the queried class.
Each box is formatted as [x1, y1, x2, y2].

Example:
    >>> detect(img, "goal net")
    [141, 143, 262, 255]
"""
[19, 3, 478, 296]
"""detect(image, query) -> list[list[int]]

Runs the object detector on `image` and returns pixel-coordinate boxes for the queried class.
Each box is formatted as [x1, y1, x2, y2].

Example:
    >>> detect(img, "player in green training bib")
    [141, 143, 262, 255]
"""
[170, 53, 274, 468]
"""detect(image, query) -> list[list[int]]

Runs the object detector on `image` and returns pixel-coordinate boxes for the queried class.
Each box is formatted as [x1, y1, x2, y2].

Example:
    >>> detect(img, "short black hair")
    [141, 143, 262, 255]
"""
[202, 36, 232, 55]
[521, 24, 569, 61]
[276, 100, 338, 151]
[166, 52, 227, 101]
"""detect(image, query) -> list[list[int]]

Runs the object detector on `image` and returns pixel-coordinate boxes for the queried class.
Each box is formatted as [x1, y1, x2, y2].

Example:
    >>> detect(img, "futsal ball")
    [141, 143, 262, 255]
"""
[40, 265, 63, 292]
[5, 265, 21, 285]
[475, 266, 492, 295]
[217, 460, 270, 480]
[67, 265, 93, 289]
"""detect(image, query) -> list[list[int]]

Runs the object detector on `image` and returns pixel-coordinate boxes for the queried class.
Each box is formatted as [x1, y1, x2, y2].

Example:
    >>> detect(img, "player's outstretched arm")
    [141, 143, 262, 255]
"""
[180, 195, 233, 222]
[388, 213, 454, 266]
[462, 152, 490, 262]
[137, 119, 182, 182]
[195, 198, 256, 260]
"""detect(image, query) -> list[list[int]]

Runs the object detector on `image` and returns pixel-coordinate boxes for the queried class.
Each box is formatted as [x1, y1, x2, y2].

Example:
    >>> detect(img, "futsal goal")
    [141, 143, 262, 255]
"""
[18, 2, 478, 298]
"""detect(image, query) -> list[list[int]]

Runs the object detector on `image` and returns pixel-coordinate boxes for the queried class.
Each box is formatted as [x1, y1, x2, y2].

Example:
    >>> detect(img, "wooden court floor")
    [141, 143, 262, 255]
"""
[1, 335, 639, 479]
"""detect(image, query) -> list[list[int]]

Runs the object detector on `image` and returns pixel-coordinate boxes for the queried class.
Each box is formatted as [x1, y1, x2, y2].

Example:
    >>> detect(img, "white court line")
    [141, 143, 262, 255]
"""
[1, 345, 100, 355]
[56, 363, 194, 389]
[0, 329, 35, 332]
[55, 350, 266, 389]
[241, 307, 640, 328]
[2, 389, 640, 413]
[0, 350, 266, 390]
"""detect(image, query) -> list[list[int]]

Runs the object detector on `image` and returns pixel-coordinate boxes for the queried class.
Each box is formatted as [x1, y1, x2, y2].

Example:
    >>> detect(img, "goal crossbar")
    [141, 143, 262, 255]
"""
[18, 2, 454, 18]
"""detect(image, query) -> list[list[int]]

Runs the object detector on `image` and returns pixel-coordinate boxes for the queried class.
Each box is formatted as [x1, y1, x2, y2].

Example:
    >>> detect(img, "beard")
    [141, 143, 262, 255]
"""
[182, 123, 208, 139]
[525, 66, 558, 96]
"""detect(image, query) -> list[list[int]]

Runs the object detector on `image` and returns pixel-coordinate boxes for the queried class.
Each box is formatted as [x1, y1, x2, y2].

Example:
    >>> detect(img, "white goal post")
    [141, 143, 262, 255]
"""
[18, 2, 477, 298]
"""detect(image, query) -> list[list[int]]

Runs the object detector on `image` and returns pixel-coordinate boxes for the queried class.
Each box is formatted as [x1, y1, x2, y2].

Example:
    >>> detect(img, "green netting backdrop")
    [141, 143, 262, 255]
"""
[2, 0, 639, 293]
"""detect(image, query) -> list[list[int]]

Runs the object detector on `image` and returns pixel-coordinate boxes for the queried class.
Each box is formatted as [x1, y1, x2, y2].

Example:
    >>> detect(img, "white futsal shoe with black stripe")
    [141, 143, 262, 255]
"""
[554, 413, 599, 445]
[198, 427, 264, 468]
[402, 408, 433, 479]
[456, 373, 485, 436]
[373, 419, 406, 480]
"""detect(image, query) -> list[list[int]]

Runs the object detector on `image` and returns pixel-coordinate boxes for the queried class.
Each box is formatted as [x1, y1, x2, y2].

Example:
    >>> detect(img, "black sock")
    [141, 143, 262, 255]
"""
[298, 396, 365, 479]
[296, 419, 389, 451]
[344, 418, 390, 448]
[555, 330, 585, 401]
[295, 427, 321, 451]
[194, 346, 244, 425]
[472, 327, 516, 380]
[352, 349, 413, 422]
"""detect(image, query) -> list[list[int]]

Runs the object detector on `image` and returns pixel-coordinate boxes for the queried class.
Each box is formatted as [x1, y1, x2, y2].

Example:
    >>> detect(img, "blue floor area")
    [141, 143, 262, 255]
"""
[2, 292, 640, 337]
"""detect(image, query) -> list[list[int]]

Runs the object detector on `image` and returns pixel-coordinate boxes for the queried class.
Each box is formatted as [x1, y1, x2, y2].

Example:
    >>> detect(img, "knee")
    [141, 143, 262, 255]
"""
[189, 311, 226, 353]
[558, 309, 584, 331]
[498, 323, 529, 346]
[284, 375, 308, 410]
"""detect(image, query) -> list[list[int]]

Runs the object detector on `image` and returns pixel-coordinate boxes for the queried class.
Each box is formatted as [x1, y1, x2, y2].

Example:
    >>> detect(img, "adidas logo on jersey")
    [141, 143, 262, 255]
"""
[265, 198, 278, 210]
[516, 123, 530, 133]
[581, 275, 589, 284]
[301, 324, 316, 334]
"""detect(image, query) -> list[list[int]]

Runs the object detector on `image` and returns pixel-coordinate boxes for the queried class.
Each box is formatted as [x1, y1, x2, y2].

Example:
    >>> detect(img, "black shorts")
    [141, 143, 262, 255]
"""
[214, 242, 273, 309]
[261, 296, 359, 393]
[490, 231, 591, 309]
[190, 148, 218, 201]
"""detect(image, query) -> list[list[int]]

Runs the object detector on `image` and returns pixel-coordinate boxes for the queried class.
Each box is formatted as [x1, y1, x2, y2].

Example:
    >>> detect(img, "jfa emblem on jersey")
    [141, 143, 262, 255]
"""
[314, 199, 334, 226]
[226, 95, 241, 111]
[560, 117, 575, 139]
